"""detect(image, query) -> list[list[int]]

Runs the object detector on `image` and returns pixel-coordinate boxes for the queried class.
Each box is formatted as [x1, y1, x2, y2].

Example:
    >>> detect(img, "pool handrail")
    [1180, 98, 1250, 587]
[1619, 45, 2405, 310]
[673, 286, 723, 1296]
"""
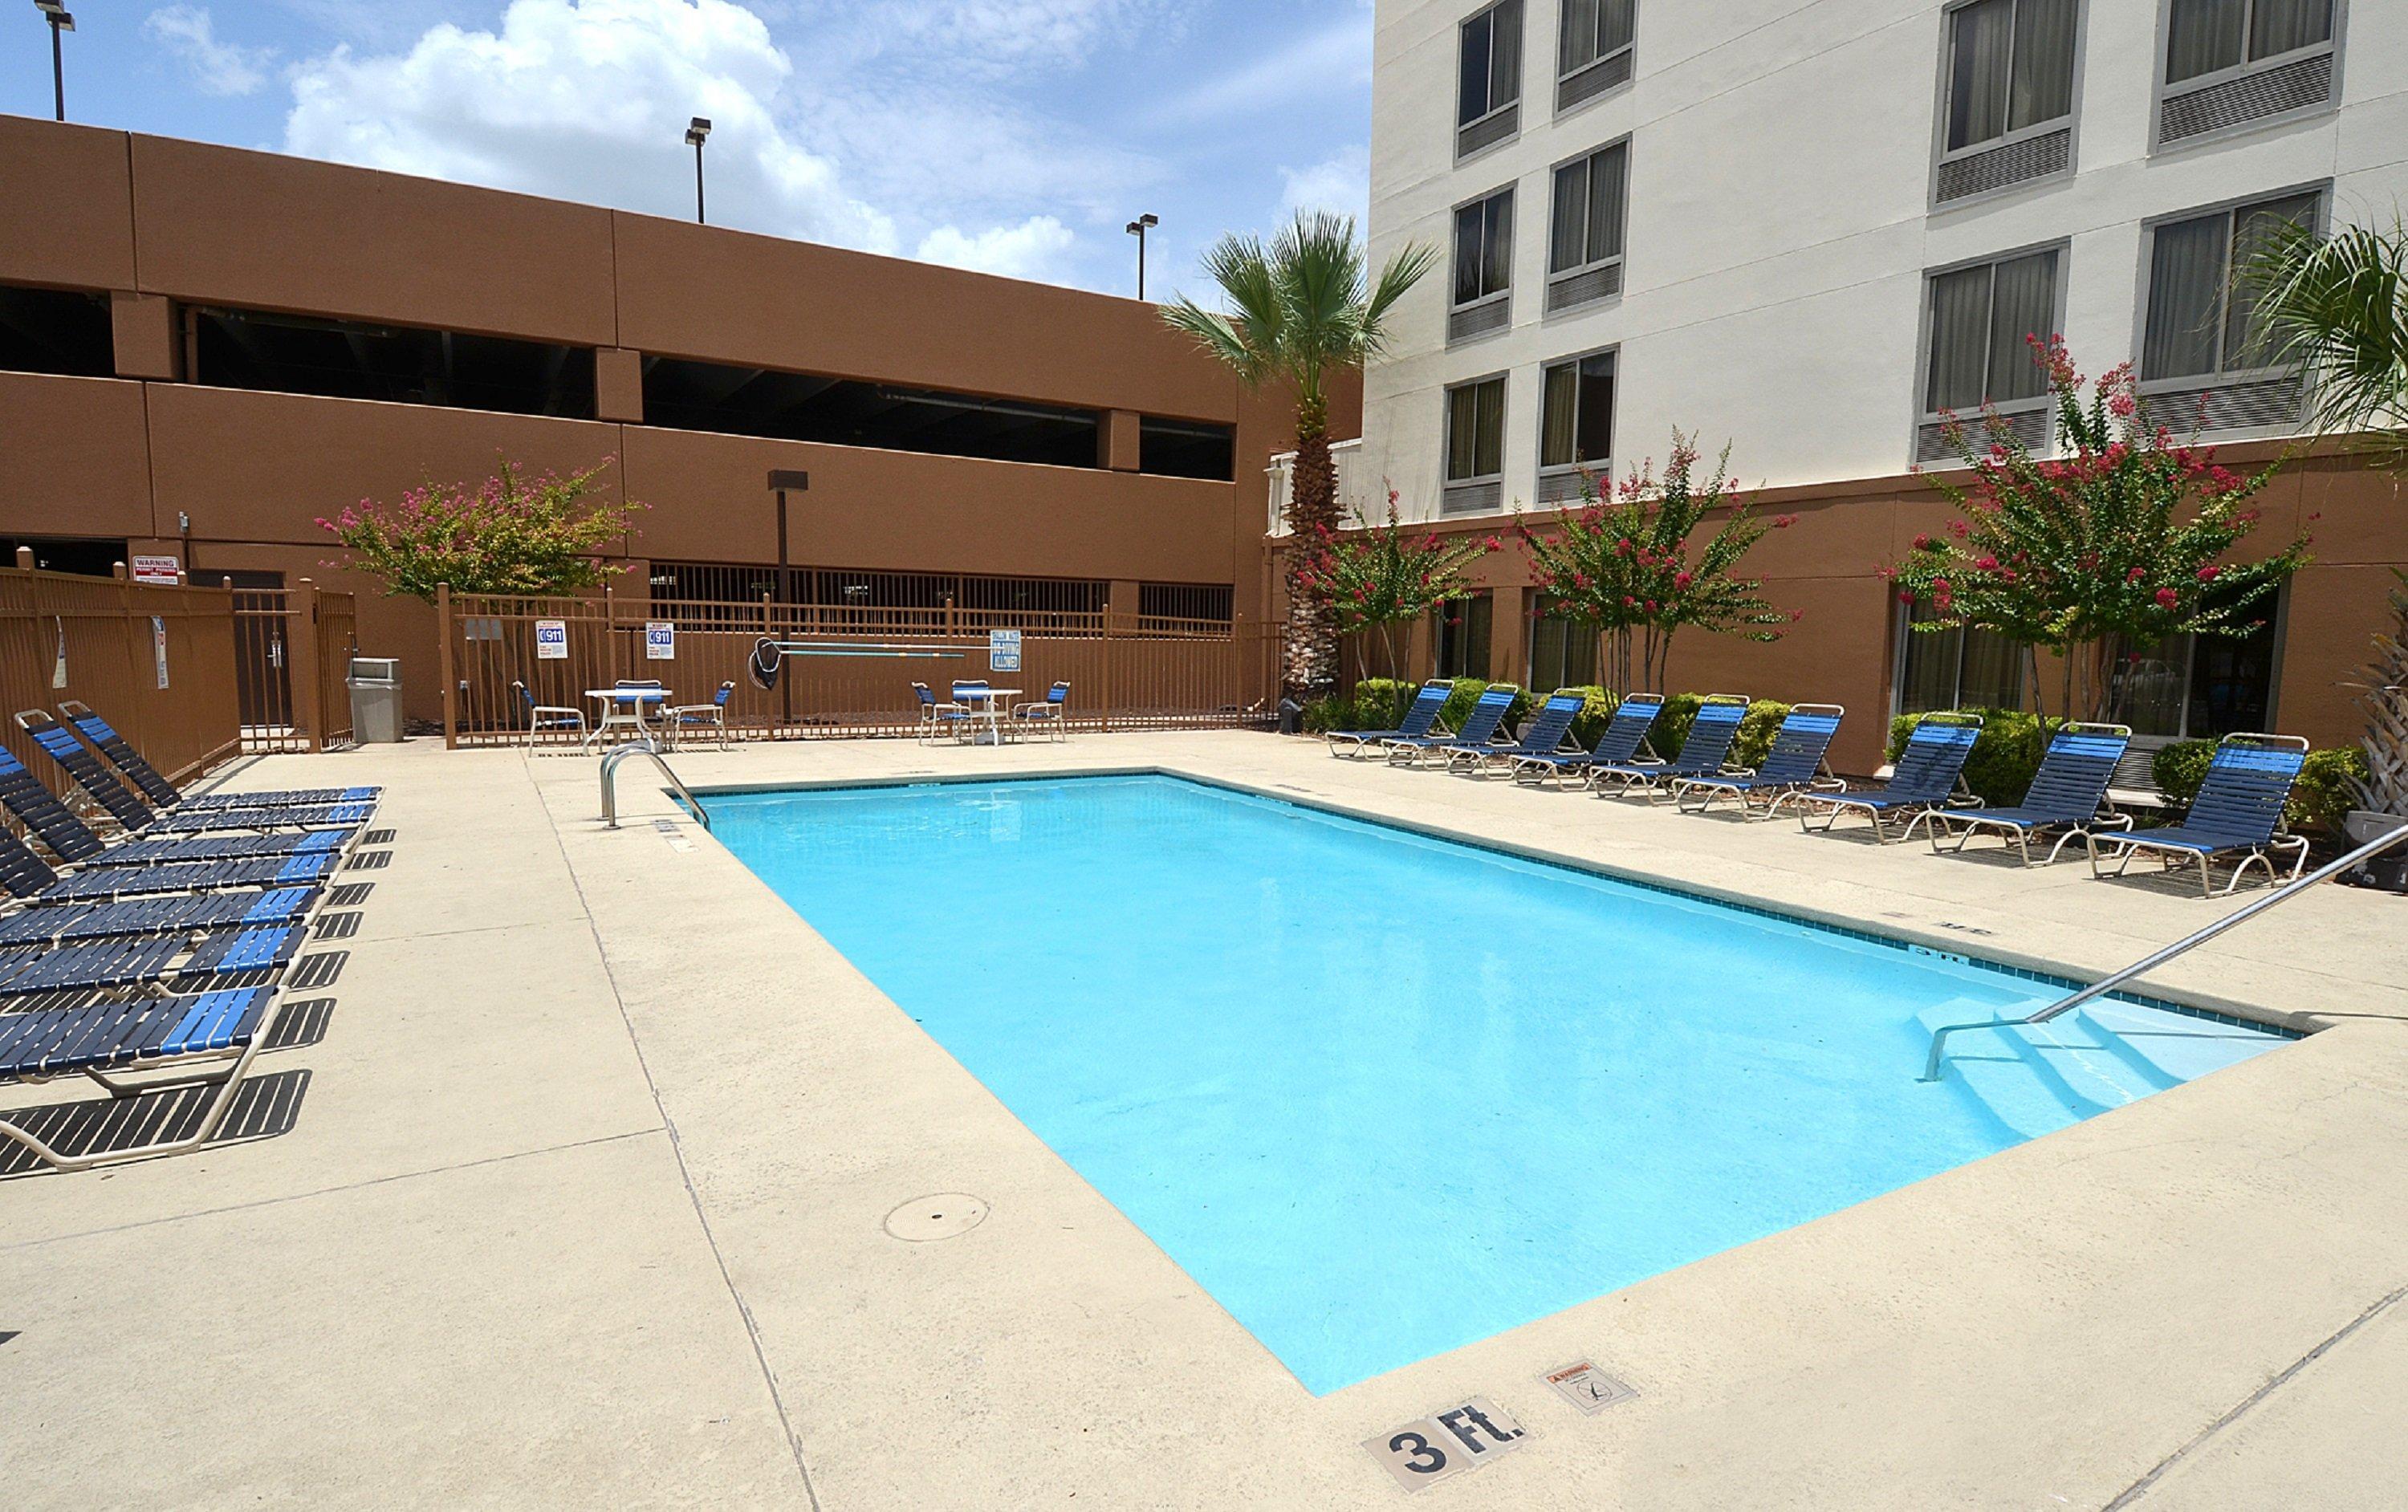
[600, 738, 710, 831]
[1920, 819, 2408, 1082]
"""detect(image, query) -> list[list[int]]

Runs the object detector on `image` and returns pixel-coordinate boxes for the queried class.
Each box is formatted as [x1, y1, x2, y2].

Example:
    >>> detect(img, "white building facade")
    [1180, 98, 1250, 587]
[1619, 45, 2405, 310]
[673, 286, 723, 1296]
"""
[1364, 0, 2398, 518]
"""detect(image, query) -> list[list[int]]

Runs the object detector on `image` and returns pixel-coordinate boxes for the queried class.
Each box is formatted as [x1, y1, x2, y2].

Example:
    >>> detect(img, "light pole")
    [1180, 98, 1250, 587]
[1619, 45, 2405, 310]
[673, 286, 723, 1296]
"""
[766, 469, 808, 729]
[1125, 213, 1158, 300]
[685, 116, 712, 225]
[35, 2, 72, 122]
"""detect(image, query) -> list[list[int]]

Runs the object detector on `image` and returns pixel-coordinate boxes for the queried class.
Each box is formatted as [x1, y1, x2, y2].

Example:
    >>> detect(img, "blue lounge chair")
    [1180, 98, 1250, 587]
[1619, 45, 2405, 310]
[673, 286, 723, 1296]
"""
[1443, 690, 1588, 774]
[1676, 705, 1845, 816]
[2087, 733, 2312, 896]
[1514, 693, 1665, 787]
[59, 701, 380, 811]
[0, 986, 287, 1170]
[1384, 685, 1520, 766]
[1327, 681, 1450, 758]
[1906, 723, 2133, 864]
[16, 712, 372, 835]
[0, 884, 319, 949]
[1592, 695, 1751, 799]
[1792, 712, 1983, 841]
[0, 921, 307, 997]
[0, 826, 339, 901]
[0, 746, 352, 870]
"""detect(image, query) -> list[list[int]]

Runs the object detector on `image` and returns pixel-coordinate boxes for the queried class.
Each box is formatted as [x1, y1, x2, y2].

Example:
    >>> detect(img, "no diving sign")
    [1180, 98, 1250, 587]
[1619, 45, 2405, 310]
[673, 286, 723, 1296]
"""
[1364, 1396, 1527, 1493]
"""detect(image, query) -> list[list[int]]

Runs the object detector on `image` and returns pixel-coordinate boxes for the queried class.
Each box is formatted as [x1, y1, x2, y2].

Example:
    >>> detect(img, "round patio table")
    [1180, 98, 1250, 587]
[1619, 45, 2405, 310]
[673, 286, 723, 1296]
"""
[583, 688, 669, 752]
[951, 687, 1022, 745]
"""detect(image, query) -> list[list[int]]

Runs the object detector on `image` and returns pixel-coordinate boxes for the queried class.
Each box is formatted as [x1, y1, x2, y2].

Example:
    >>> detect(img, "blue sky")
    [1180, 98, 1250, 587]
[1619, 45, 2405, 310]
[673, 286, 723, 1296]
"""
[0, 0, 1373, 300]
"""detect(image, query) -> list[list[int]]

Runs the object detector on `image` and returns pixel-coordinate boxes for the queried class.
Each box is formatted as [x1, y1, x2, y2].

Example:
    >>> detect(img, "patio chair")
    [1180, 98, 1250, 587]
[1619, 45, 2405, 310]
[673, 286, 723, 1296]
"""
[1591, 695, 1751, 799]
[913, 682, 974, 745]
[0, 985, 287, 1171]
[1443, 690, 1588, 775]
[0, 884, 320, 949]
[1675, 705, 1846, 816]
[665, 681, 737, 750]
[2086, 733, 2312, 896]
[515, 681, 587, 747]
[1789, 712, 1983, 841]
[58, 702, 381, 812]
[16, 711, 371, 835]
[1326, 681, 1450, 758]
[1905, 723, 2133, 864]
[1011, 682, 1073, 743]
[1513, 693, 1665, 788]
[0, 745, 353, 871]
[1384, 685, 1520, 766]
[0, 920, 307, 998]
[0, 824, 342, 902]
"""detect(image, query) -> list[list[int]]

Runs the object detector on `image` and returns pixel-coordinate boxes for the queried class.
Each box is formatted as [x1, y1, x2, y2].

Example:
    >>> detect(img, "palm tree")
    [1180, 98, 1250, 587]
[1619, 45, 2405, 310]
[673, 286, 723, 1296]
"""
[2243, 218, 2408, 819]
[1161, 210, 1437, 701]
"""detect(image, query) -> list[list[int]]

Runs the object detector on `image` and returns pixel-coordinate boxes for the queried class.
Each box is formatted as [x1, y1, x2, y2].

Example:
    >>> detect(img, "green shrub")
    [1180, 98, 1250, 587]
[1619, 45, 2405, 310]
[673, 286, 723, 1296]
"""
[1645, 694, 1789, 766]
[1300, 695, 1351, 735]
[1886, 708, 2047, 806]
[2150, 740, 2215, 807]
[1557, 685, 1617, 750]
[2295, 746, 2372, 832]
[1348, 678, 1415, 733]
[1652, 693, 1703, 763]
[1437, 678, 1533, 738]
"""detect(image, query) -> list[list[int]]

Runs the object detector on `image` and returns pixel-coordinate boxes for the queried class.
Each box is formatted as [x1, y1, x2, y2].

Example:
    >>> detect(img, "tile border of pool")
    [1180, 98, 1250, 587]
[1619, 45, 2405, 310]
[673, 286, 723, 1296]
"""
[687, 765, 2310, 1042]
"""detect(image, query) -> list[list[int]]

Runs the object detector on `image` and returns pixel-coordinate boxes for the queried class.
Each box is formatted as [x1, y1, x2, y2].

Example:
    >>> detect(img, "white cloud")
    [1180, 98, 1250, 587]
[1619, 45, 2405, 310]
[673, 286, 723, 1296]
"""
[1279, 144, 1369, 225]
[868, 0, 1169, 71]
[1145, 13, 1371, 129]
[146, 5, 276, 96]
[914, 216, 1077, 281]
[282, 0, 897, 251]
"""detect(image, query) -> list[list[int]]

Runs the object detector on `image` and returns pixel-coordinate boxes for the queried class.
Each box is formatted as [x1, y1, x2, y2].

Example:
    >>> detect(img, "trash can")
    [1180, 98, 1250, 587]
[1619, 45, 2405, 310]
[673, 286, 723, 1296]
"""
[348, 656, 404, 743]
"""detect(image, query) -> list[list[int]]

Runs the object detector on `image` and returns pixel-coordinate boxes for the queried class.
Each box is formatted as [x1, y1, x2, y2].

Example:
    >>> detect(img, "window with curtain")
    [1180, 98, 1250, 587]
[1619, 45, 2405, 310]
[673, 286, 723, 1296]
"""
[2166, 0, 2333, 86]
[1896, 600, 2025, 715]
[1434, 593, 1494, 679]
[2141, 190, 2320, 380]
[1558, 0, 1637, 79]
[1451, 189, 1516, 308]
[1445, 377, 1507, 482]
[1548, 141, 1630, 276]
[1922, 247, 2060, 416]
[1528, 596, 1601, 691]
[1540, 351, 1616, 471]
[2110, 604, 2281, 738]
[1458, 0, 1525, 126]
[1943, 0, 2079, 152]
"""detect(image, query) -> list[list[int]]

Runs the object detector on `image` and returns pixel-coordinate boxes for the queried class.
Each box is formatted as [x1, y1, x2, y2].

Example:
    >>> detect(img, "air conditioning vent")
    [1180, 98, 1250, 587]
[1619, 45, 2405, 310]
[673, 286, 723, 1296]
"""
[1557, 51, 1633, 113]
[1456, 104, 1519, 161]
[1447, 300, 1511, 345]
[2161, 53, 2333, 144]
[1536, 469, 1595, 505]
[1935, 127, 2072, 205]
[1915, 406, 2050, 465]
[1545, 262, 1623, 314]
[1441, 481, 1503, 516]
[2138, 375, 2304, 433]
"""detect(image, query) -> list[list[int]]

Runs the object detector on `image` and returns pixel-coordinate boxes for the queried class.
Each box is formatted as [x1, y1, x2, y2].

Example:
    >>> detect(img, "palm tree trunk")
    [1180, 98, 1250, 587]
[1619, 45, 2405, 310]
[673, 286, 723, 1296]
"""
[1284, 397, 1340, 701]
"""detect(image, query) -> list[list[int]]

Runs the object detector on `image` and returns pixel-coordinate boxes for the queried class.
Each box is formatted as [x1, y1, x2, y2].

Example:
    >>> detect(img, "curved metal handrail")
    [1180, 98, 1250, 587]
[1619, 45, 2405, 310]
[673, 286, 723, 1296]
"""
[1922, 819, 2408, 1081]
[600, 738, 710, 831]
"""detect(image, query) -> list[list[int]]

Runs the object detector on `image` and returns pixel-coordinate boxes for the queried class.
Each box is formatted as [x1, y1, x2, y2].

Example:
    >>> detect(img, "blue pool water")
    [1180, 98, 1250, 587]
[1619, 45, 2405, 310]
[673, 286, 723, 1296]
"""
[709, 774, 2284, 1394]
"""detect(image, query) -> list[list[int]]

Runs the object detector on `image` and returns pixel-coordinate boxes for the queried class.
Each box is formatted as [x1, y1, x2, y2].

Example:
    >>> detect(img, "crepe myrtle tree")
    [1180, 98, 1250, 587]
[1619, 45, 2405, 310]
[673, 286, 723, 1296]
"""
[319, 457, 644, 601]
[1513, 433, 1800, 695]
[1889, 338, 2308, 728]
[1161, 210, 1438, 701]
[1293, 487, 1502, 681]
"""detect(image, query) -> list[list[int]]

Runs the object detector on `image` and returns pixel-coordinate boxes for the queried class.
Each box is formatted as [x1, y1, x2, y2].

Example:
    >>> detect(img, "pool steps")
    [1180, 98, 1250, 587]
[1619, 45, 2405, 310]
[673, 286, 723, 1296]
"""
[1918, 999, 2273, 1142]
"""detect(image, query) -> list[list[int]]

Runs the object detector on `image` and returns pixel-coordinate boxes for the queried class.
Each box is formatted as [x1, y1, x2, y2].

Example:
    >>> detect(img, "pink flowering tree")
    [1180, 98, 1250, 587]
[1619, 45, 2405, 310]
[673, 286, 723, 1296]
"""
[1514, 432, 1799, 694]
[1296, 487, 1501, 682]
[1890, 338, 2308, 724]
[318, 458, 644, 601]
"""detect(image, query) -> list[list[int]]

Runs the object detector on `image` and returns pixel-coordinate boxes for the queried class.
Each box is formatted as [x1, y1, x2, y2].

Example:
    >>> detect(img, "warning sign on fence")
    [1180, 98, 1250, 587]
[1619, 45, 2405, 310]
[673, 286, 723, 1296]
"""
[645, 621, 676, 660]
[131, 554, 180, 586]
[535, 620, 568, 660]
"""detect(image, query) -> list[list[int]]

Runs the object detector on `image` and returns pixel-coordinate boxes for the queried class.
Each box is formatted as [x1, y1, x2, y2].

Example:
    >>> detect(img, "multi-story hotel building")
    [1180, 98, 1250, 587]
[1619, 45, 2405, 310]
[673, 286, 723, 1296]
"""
[1361, 0, 2404, 769]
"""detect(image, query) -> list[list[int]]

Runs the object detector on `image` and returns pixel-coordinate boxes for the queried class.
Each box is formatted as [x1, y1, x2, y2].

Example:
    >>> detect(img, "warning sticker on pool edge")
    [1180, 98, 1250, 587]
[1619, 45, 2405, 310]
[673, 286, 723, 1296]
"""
[1543, 1360, 1638, 1415]
[1365, 1396, 1527, 1493]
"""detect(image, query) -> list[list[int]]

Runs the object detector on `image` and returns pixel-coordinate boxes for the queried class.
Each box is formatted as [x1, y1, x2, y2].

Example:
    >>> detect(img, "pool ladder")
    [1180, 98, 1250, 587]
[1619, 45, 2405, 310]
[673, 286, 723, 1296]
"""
[599, 737, 710, 831]
[1920, 819, 2408, 1081]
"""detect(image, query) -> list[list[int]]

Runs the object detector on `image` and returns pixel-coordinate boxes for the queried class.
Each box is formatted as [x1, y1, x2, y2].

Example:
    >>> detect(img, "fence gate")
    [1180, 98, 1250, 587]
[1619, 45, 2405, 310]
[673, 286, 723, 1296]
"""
[227, 580, 360, 754]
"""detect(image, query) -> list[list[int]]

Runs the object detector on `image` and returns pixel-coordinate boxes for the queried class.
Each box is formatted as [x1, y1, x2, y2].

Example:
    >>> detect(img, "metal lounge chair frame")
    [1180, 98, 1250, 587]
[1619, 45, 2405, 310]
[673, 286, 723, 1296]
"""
[15, 711, 369, 835]
[0, 986, 287, 1172]
[1011, 682, 1074, 744]
[57, 701, 380, 811]
[1513, 693, 1664, 788]
[1326, 681, 1450, 758]
[514, 681, 587, 747]
[1679, 704, 1847, 816]
[1383, 685, 1521, 766]
[0, 746, 355, 872]
[664, 681, 737, 750]
[1792, 711, 1983, 841]
[1902, 722, 2133, 864]
[912, 682, 974, 745]
[1444, 690, 1588, 775]
[2085, 732, 2313, 896]
[1591, 695, 1751, 800]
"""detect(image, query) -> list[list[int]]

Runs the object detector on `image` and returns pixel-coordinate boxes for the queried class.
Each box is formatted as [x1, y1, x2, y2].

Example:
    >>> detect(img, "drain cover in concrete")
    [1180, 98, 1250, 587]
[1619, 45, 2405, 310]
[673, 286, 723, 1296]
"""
[885, 1194, 990, 1242]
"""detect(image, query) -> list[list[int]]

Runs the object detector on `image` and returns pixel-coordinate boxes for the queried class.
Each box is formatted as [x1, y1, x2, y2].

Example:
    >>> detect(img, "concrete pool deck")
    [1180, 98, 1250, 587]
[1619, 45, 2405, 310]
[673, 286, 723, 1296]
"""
[4, 730, 2406, 1509]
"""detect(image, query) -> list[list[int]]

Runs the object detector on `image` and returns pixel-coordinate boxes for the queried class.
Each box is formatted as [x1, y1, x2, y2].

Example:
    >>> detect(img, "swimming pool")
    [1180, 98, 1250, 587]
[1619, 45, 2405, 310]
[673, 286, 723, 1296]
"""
[709, 774, 2284, 1395]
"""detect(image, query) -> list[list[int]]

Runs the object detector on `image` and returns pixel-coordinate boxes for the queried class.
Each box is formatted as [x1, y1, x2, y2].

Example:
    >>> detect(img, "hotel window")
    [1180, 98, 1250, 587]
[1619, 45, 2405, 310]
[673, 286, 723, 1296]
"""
[1546, 140, 1629, 314]
[188, 307, 597, 417]
[1528, 595, 1601, 691]
[2138, 189, 2320, 433]
[1434, 592, 1494, 679]
[2109, 590, 2284, 742]
[0, 283, 114, 378]
[1449, 187, 1516, 345]
[1457, 0, 1523, 160]
[1537, 349, 1615, 504]
[1895, 600, 2025, 715]
[1556, 0, 1636, 112]
[1137, 417, 1235, 480]
[1442, 376, 1507, 517]
[1934, 0, 2079, 205]
[2158, 0, 2338, 145]
[1914, 245, 2060, 465]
